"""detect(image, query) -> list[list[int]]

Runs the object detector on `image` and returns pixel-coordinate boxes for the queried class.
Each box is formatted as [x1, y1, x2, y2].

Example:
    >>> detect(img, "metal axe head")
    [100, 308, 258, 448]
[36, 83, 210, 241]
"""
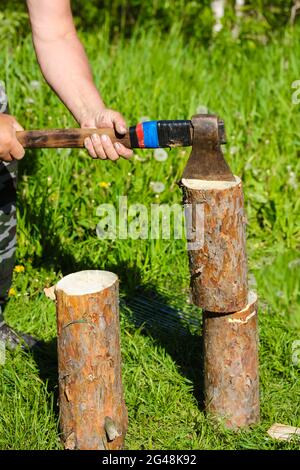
[182, 114, 235, 181]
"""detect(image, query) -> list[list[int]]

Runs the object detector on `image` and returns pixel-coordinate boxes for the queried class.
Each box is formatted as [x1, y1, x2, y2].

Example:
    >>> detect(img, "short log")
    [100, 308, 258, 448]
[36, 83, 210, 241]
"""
[181, 176, 248, 313]
[203, 291, 260, 428]
[55, 270, 128, 450]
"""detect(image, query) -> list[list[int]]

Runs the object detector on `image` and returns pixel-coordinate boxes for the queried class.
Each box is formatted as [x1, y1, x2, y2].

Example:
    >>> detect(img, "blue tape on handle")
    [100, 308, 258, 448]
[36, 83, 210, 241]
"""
[142, 121, 159, 148]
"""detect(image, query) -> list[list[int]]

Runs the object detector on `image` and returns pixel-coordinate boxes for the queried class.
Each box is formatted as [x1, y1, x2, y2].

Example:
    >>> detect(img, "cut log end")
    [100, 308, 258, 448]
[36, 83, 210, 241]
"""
[181, 175, 241, 191]
[56, 270, 118, 296]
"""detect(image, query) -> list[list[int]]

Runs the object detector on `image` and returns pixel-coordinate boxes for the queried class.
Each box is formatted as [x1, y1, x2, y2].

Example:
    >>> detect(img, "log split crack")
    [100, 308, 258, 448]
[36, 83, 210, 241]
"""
[62, 319, 91, 329]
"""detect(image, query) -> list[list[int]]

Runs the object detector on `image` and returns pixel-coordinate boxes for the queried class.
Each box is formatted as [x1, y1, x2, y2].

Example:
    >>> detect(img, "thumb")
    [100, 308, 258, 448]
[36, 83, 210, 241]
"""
[112, 112, 127, 135]
[12, 120, 24, 132]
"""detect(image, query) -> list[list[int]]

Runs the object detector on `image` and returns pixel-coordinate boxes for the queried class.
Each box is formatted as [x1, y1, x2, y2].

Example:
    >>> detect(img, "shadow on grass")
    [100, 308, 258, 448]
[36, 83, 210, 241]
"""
[31, 338, 59, 418]
[30, 276, 205, 412]
[18, 155, 205, 410]
[124, 287, 205, 409]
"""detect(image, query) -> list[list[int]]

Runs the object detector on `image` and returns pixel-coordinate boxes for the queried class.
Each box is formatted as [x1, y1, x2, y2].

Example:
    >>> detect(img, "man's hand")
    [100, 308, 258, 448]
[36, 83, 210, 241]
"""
[0, 114, 25, 162]
[81, 109, 133, 161]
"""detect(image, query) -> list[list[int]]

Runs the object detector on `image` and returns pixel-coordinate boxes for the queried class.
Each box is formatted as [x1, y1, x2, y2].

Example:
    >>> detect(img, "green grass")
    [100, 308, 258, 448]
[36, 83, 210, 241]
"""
[0, 23, 300, 450]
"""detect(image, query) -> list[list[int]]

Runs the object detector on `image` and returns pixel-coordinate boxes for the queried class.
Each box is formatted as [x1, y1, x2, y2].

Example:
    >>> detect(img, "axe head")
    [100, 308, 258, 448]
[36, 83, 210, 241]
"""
[182, 114, 235, 181]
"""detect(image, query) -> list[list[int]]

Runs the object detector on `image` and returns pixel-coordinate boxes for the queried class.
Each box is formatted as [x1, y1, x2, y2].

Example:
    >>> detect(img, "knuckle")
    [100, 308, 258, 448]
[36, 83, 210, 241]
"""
[0, 134, 12, 149]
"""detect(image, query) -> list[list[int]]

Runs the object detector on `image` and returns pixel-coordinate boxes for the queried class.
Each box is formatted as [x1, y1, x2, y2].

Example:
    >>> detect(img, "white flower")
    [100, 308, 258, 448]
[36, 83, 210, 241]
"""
[30, 80, 41, 89]
[154, 148, 168, 162]
[24, 97, 35, 105]
[134, 154, 147, 162]
[230, 146, 239, 155]
[150, 181, 165, 193]
[139, 116, 151, 123]
[288, 170, 298, 190]
[288, 259, 300, 269]
[196, 105, 208, 115]
[248, 273, 257, 289]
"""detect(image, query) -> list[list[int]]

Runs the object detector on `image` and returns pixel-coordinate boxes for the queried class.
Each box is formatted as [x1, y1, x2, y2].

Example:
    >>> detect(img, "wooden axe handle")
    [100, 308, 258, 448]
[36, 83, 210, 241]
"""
[16, 128, 131, 149]
[16, 121, 195, 149]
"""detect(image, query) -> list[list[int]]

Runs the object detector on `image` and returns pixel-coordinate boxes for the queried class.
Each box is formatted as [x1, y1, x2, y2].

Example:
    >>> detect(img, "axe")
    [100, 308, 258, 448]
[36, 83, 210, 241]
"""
[16, 114, 234, 181]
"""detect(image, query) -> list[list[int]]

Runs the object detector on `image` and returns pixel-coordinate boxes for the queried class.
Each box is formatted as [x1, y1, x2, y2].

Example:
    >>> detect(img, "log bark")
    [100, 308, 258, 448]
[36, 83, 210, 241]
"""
[181, 176, 248, 313]
[55, 270, 128, 450]
[203, 291, 260, 428]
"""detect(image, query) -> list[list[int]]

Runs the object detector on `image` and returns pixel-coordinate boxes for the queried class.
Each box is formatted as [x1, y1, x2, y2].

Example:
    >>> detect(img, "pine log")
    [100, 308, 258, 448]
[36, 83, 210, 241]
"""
[55, 270, 128, 450]
[203, 291, 260, 428]
[181, 176, 248, 313]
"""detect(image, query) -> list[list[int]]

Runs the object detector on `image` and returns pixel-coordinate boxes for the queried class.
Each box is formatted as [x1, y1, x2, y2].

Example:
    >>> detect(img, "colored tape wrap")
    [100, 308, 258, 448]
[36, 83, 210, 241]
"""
[129, 120, 191, 148]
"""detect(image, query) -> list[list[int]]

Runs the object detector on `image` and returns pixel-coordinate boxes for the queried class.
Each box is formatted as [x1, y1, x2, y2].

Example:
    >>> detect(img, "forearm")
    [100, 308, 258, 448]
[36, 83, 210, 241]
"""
[27, 0, 104, 125]
[26, 0, 132, 161]
[34, 33, 104, 125]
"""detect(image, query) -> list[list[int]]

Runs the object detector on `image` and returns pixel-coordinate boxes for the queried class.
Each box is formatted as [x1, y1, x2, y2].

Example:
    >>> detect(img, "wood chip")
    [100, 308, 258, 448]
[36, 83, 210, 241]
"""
[267, 423, 300, 441]
[44, 285, 56, 301]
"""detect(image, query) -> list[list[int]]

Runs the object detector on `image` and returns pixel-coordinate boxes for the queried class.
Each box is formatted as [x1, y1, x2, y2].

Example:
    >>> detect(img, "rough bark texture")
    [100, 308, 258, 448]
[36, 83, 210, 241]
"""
[55, 270, 128, 450]
[203, 291, 260, 428]
[181, 176, 248, 313]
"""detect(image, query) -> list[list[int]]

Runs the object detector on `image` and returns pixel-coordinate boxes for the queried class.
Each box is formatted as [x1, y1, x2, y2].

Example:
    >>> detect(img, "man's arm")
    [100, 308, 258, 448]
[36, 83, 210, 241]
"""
[26, 0, 132, 160]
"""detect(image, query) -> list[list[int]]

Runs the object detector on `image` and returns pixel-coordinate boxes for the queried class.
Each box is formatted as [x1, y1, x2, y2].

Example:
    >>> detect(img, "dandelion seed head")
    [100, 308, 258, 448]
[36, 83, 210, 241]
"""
[134, 154, 147, 162]
[288, 258, 300, 269]
[154, 148, 168, 162]
[196, 105, 208, 115]
[139, 116, 151, 123]
[30, 80, 40, 90]
[150, 181, 165, 193]
[24, 97, 35, 105]
[230, 146, 238, 155]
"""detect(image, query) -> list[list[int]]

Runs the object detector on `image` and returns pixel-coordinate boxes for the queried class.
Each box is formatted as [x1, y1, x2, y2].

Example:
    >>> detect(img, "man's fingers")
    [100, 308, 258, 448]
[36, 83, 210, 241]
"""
[84, 137, 98, 159]
[9, 139, 25, 160]
[1, 153, 13, 162]
[114, 142, 133, 159]
[91, 134, 107, 160]
[100, 134, 119, 161]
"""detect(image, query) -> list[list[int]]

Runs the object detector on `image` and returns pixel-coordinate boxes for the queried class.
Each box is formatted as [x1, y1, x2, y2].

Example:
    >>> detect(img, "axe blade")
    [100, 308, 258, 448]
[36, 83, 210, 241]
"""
[182, 114, 235, 181]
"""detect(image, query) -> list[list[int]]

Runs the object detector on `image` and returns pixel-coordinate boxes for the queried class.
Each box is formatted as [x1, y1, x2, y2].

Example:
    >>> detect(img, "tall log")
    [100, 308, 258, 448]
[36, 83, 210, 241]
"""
[203, 291, 260, 428]
[181, 176, 248, 313]
[55, 270, 128, 450]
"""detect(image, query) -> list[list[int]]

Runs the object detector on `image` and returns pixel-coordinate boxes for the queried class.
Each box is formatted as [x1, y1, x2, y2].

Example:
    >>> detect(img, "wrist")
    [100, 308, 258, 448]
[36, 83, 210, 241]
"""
[76, 100, 106, 128]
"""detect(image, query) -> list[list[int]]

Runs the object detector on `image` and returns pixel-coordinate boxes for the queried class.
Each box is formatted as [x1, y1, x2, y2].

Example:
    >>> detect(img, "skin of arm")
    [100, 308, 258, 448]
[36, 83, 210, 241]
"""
[27, 0, 132, 160]
[0, 0, 132, 162]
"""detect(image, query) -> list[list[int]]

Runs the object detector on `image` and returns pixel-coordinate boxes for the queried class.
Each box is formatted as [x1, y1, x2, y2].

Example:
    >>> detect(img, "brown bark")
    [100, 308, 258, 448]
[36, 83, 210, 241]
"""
[55, 270, 128, 450]
[203, 291, 260, 428]
[181, 176, 248, 313]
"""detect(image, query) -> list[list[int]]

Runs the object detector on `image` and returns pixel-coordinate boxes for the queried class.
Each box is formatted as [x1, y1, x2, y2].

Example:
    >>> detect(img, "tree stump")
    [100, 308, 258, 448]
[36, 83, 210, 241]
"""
[203, 291, 260, 428]
[55, 270, 128, 450]
[181, 176, 248, 313]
